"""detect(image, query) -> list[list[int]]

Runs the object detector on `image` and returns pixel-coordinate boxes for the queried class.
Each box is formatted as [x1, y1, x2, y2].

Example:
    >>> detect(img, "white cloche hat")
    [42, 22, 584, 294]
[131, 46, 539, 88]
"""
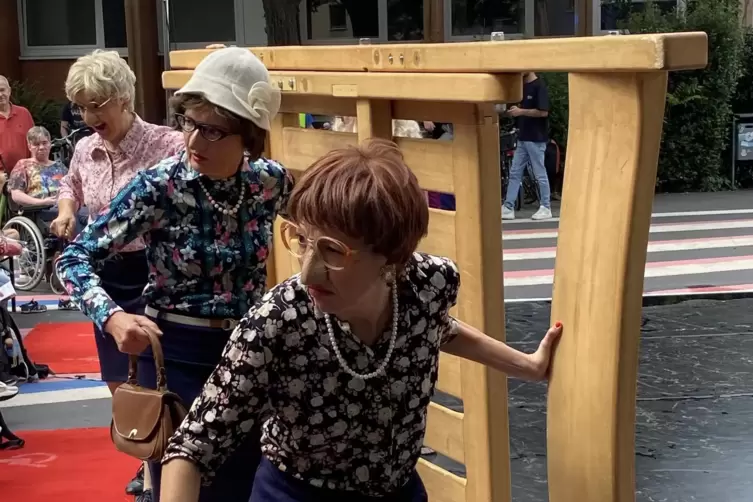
[175, 46, 280, 131]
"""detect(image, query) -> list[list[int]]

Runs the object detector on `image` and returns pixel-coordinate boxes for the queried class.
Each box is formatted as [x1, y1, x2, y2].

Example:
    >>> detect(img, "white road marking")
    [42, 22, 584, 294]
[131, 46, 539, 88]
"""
[503, 219, 753, 241]
[0, 386, 110, 408]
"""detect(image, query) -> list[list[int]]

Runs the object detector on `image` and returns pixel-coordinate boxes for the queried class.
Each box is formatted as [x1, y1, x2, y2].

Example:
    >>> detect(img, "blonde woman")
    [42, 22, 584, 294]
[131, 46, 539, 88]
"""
[50, 49, 184, 500]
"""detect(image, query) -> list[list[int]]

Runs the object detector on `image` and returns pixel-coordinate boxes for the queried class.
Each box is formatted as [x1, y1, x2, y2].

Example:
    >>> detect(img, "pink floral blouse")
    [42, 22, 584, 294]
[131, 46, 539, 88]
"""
[58, 115, 184, 252]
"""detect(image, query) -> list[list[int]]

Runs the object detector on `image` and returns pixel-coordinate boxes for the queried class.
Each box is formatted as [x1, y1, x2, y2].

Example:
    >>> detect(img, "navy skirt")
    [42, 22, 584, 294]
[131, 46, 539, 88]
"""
[93, 250, 148, 382]
[138, 315, 262, 502]
[250, 457, 428, 502]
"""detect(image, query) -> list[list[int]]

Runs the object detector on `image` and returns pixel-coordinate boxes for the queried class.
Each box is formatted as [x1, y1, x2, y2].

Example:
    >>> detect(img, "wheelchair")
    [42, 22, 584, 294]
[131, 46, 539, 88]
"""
[0, 185, 67, 294]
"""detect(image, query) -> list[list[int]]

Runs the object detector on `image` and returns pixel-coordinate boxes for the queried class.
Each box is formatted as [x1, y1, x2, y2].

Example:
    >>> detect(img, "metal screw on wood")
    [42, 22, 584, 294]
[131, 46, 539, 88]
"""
[288, 79, 295, 88]
[388, 54, 394, 64]
[399, 54, 404, 64]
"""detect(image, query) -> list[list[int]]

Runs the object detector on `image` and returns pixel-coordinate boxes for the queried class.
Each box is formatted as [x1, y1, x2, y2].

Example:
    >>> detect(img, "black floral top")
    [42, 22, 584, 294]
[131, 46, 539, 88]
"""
[164, 253, 461, 496]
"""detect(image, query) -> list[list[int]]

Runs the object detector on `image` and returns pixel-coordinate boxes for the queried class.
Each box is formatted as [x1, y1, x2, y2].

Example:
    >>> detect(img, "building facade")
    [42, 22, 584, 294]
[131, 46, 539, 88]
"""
[0, 0, 741, 122]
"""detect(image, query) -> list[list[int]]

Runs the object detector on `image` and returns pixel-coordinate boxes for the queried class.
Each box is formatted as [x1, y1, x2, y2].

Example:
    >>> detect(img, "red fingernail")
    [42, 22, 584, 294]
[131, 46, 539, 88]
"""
[555, 321, 562, 328]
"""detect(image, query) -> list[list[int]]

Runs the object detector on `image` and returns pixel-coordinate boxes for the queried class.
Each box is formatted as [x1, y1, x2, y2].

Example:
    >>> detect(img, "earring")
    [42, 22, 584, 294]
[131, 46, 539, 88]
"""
[381, 265, 396, 284]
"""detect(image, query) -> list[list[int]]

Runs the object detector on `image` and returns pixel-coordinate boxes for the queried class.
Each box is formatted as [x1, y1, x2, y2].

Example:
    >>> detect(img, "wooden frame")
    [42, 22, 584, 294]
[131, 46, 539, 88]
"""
[163, 33, 707, 502]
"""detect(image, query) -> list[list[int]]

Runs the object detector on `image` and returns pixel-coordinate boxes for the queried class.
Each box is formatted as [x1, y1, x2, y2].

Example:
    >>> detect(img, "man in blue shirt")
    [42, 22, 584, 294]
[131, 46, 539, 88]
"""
[502, 72, 552, 221]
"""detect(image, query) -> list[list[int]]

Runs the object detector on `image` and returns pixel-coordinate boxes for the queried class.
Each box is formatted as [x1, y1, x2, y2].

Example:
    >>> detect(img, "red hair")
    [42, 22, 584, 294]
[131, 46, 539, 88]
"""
[287, 139, 429, 265]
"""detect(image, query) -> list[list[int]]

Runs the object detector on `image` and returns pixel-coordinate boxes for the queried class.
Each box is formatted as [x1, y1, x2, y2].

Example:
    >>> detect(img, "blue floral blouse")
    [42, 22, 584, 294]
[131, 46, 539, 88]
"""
[56, 152, 294, 330]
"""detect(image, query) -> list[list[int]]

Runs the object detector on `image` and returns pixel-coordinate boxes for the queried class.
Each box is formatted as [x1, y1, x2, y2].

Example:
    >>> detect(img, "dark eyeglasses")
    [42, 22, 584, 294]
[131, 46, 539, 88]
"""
[174, 113, 237, 142]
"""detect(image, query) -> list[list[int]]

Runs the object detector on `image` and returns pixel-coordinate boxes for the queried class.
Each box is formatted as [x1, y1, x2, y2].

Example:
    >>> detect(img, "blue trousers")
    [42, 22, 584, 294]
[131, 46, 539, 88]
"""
[92, 251, 148, 382]
[250, 457, 428, 502]
[503, 140, 551, 210]
[137, 317, 262, 502]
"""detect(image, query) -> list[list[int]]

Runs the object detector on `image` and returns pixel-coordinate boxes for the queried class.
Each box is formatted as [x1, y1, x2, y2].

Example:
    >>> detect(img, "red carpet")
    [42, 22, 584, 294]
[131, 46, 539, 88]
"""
[24, 322, 98, 374]
[0, 427, 140, 501]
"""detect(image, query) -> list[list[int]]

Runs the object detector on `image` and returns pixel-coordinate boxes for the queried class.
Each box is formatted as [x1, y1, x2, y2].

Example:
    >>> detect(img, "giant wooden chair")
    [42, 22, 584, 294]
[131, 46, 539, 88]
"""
[163, 33, 708, 502]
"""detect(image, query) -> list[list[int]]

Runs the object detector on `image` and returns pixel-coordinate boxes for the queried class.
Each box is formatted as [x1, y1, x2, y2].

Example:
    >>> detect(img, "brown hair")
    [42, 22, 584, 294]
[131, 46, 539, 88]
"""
[169, 93, 266, 160]
[287, 139, 429, 265]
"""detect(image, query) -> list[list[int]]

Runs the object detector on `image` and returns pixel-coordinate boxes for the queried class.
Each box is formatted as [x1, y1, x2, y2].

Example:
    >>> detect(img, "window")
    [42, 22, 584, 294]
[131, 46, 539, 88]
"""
[302, 0, 423, 44]
[168, 0, 240, 45]
[388, 0, 423, 41]
[599, 0, 678, 31]
[329, 3, 348, 31]
[103, 0, 127, 48]
[534, 0, 576, 37]
[305, 0, 381, 41]
[448, 0, 526, 39]
[23, 0, 97, 47]
[19, 0, 127, 59]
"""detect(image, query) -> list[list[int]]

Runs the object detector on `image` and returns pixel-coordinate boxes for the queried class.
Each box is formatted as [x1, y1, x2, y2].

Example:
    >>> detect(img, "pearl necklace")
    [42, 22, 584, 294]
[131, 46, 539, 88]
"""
[325, 283, 399, 380]
[198, 178, 245, 216]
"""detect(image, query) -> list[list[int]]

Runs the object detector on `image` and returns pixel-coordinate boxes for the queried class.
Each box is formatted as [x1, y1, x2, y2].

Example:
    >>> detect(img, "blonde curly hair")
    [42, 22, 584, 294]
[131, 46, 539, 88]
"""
[65, 50, 136, 111]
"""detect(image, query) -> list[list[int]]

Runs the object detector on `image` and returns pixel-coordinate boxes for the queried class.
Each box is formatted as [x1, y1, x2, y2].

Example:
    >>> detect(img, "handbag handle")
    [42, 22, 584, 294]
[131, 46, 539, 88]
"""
[126, 330, 168, 392]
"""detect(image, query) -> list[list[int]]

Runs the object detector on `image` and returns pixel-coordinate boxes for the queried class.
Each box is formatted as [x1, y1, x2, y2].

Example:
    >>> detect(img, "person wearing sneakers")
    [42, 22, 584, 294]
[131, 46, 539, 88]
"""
[502, 71, 552, 221]
[56, 47, 293, 502]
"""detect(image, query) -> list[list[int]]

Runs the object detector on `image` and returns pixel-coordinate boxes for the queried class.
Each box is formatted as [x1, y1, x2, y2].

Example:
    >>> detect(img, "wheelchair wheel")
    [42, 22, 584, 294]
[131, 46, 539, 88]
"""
[3, 216, 45, 291]
[48, 251, 66, 295]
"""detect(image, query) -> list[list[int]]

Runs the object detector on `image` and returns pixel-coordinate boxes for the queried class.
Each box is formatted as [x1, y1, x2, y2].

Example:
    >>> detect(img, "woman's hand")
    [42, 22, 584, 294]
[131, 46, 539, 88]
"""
[104, 312, 163, 355]
[50, 212, 77, 239]
[527, 322, 563, 381]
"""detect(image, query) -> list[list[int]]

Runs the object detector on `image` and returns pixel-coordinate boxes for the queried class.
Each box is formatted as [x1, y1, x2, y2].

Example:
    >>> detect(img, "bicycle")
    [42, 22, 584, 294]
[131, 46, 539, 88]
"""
[51, 127, 90, 168]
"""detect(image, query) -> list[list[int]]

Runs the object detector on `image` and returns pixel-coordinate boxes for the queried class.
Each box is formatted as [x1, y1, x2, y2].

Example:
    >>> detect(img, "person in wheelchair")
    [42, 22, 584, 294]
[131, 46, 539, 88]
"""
[6, 126, 86, 311]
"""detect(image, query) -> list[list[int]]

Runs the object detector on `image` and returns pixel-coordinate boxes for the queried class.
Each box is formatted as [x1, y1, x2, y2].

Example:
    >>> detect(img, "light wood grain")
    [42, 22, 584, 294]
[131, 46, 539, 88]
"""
[436, 353, 462, 398]
[169, 32, 707, 73]
[163, 70, 520, 103]
[425, 402, 465, 464]
[416, 460, 467, 502]
[546, 72, 669, 502]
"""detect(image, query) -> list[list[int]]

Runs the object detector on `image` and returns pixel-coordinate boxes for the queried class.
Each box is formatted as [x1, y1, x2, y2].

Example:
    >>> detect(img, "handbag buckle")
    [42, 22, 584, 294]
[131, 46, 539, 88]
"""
[128, 429, 138, 439]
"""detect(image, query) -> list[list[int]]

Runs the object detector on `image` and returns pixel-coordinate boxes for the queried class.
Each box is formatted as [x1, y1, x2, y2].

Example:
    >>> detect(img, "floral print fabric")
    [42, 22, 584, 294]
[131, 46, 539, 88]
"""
[164, 252, 460, 497]
[8, 159, 67, 198]
[56, 153, 294, 331]
[58, 115, 184, 252]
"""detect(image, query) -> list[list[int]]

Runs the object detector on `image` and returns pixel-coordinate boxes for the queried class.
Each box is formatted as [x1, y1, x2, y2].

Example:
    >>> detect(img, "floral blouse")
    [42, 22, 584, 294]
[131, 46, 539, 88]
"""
[58, 115, 184, 253]
[56, 153, 294, 331]
[163, 253, 461, 497]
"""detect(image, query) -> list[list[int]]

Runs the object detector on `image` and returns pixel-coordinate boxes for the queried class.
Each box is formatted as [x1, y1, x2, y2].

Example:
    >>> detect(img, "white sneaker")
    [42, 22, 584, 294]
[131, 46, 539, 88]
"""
[0, 381, 19, 400]
[531, 206, 553, 220]
[502, 206, 515, 220]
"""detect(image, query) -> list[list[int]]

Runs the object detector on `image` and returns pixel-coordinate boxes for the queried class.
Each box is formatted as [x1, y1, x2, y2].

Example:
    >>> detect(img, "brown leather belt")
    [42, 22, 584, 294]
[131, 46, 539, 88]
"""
[144, 305, 238, 331]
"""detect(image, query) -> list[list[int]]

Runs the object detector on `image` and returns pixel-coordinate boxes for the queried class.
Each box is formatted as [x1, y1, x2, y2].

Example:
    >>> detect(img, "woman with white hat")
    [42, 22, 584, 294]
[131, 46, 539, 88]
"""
[56, 47, 293, 502]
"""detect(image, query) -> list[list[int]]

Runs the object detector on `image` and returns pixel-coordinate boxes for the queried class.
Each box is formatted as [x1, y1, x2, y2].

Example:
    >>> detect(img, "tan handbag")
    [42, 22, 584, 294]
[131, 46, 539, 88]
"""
[110, 331, 188, 461]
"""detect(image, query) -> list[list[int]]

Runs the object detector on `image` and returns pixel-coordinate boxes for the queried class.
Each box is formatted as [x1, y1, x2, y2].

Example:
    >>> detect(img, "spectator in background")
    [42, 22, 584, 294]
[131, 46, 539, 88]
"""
[0, 76, 34, 174]
[60, 100, 92, 141]
[502, 71, 552, 221]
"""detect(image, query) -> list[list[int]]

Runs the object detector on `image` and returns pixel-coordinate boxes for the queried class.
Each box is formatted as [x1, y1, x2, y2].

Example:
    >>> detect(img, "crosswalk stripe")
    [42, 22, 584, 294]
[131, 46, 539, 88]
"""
[505, 255, 753, 287]
[502, 208, 753, 225]
[503, 219, 753, 240]
[504, 235, 753, 261]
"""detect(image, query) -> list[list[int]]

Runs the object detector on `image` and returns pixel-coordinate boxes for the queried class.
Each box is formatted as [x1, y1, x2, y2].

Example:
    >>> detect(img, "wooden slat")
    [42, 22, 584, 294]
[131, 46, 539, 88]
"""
[279, 95, 357, 117]
[416, 459, 467, 502]
[280, 128, 456, 195]
[397, 138, 454, 193]
[169, 32, 707, 73]
[356, 99, 392, 141]
[163, 70, 520, 103]
[436, 353, 462, 398]
[425, 402, 465, 464]
[419, 209, 456, 262]
[278, 96, 480, 127]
